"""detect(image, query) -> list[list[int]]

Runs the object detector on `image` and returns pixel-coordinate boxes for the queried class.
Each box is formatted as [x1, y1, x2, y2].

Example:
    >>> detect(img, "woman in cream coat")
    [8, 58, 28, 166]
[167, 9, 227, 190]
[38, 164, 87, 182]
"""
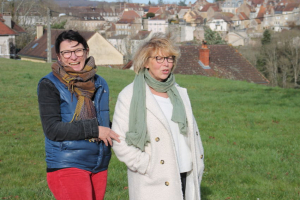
[112, 34, 204, 200]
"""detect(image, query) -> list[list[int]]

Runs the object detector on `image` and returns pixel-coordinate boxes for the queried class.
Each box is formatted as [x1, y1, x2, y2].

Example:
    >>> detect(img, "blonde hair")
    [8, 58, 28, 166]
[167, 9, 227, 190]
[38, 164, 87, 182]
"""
[133, 33, 180, 74]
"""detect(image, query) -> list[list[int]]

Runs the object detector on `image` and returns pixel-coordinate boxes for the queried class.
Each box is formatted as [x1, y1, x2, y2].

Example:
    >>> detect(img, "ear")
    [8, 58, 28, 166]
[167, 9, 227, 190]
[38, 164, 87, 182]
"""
[57, 54, 61, 61]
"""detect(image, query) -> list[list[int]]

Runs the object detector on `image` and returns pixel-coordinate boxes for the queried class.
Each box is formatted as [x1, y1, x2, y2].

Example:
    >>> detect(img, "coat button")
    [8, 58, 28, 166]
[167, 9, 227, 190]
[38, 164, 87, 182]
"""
[165, 181, 169, 186]
[200, 155, 203, 159]
[155, 137, 160, 142]
[160, 160, 164, 164]
[196, 131, 198, 135]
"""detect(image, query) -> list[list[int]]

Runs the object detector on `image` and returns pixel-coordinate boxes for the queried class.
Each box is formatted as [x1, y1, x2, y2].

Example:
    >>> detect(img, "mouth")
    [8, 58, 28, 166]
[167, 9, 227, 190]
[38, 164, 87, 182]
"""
[162, 69, 170, 74]
[69, 62, 80, 66]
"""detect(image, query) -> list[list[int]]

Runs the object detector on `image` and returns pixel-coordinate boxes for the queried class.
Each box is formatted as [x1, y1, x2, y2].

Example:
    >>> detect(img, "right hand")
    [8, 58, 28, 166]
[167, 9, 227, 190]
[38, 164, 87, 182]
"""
[98, 126, 120, 146]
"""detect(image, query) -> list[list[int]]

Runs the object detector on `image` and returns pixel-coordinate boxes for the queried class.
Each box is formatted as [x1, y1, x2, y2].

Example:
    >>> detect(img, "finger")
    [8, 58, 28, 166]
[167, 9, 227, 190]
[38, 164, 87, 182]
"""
[103, 139, 108, 146]
[107, 137, 113, 146]
[109, 131, 121, 143]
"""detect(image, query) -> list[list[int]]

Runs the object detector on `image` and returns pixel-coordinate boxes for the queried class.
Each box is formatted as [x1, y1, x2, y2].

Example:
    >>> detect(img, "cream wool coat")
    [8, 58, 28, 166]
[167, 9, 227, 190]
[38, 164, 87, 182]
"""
[112, 82, 204, 200]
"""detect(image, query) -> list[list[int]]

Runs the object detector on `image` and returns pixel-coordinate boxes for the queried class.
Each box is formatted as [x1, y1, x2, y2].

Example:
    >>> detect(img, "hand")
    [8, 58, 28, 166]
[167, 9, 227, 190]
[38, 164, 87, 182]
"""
[98, 126, 120, 146]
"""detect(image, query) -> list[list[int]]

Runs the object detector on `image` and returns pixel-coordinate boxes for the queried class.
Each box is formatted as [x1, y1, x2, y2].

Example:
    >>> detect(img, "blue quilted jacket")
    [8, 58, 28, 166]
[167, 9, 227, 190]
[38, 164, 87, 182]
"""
[38, 72, 111, 173]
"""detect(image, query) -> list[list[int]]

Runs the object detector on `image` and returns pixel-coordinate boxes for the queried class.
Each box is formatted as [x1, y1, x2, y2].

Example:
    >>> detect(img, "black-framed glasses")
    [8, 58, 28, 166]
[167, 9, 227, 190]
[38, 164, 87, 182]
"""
[149, 56, 175, 63]
[60, 48, 86, 59]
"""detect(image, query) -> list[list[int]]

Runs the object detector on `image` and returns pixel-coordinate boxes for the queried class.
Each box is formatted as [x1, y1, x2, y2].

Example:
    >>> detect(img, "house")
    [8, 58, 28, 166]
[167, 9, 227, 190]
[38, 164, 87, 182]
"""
[174, 43, 269, 84]
[116, 9, 142, 36]
[18, 29, 124, 67]
[107, 34, 129, 56]
[130, 30, 153, 56]
[199, 3, 222, 20]
[177, 7, 191, 19]
[231, 12, 250, 29]
[0, 12, 26, 58]
[208, 13, 234, 32]
[148, 13, 169, 34]
[183, 10, 204, 24]
[65, 12, 106, 31]
[273, 2, 300, 31]
[227, 31, 249, 46]
[147, 7, 164, 16]
[249, 18, 263, 31]
[64, 6, 121, 22]
[124, 3, 145, 17]
[221, 0, 244, 14]
[236, 1, 252, 17]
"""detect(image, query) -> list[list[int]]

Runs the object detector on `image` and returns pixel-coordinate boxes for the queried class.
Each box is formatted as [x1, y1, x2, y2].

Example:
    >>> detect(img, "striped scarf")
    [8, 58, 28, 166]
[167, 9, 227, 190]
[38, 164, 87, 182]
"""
[51, 56, 97, 122]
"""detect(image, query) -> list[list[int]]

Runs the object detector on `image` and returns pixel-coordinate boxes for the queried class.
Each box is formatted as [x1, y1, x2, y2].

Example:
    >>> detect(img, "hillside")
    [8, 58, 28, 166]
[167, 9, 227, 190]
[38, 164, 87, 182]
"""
[0, 58, 299, 199]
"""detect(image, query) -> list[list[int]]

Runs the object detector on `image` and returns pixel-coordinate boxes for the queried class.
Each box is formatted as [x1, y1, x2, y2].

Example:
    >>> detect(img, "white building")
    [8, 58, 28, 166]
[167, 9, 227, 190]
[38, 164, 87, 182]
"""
[148, 14, 168, 34]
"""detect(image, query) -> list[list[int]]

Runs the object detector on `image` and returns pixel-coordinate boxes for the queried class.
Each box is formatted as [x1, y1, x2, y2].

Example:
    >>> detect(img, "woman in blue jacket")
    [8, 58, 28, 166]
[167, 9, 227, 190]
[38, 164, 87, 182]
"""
[37, 30, 120, 200]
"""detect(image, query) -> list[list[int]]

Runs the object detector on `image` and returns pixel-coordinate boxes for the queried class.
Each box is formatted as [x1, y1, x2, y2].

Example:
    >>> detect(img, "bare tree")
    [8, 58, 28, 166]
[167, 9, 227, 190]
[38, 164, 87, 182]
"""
[263, 43, 279, 87]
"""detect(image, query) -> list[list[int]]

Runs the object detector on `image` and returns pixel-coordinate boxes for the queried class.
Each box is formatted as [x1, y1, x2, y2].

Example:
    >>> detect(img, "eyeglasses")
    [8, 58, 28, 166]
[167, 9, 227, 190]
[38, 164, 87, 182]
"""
[60, 48, 86, 59]
[149, 56, 175, 63]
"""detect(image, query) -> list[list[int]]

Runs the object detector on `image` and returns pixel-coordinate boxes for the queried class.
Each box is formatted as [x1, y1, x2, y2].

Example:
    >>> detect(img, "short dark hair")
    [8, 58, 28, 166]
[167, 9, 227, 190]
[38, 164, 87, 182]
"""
[55, 30, 89, 54]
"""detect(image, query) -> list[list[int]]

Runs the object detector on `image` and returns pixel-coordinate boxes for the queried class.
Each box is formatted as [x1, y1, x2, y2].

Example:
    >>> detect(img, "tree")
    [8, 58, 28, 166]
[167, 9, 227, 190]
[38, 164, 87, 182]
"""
[51, 20, 67, 29]
[263, 42, 279, 87]
[146, 12, 155, 19]
[148, 0, 151, 5]
[261, 29, 271, 45]
[178, 0, 187, 6]
[204, 28, 226, 45]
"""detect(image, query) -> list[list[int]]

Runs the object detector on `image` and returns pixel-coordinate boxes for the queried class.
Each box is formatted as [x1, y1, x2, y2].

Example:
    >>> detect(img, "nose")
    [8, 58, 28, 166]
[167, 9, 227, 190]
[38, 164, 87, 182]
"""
[162, 57, 169, 65]
[70, 51, 77, 60]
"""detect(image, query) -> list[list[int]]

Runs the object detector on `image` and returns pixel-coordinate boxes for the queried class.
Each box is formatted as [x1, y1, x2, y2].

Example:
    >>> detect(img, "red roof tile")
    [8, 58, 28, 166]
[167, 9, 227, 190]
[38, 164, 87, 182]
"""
[11, 20, 26, 33]
[121, 10, 140, 19]
[283, 3, 300, 11]
[18, 29, 95, 61]
[200, 3, 221, 12]
[148, 7, 161, 13]
[174, 45, 269, 84]
[239, 12, 249, 20]
[257, 5, 266, 20]
[0, 21, 17, 35]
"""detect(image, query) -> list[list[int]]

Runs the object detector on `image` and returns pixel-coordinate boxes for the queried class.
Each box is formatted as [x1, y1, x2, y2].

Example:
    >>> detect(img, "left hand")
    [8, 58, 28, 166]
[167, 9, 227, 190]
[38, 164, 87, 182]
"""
[98, 126, 120, 146]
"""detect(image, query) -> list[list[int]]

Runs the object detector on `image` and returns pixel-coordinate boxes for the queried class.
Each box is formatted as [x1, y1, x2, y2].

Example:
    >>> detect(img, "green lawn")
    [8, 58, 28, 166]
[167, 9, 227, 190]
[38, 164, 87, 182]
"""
[0, 58, 299, 200]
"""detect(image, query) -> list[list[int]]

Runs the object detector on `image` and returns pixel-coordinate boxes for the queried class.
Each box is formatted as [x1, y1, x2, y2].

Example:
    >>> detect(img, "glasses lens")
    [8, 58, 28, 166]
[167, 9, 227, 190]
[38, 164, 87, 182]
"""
[62, 51, 71, 59]
[156, 56, 164, 63]
[167, 56, 174, 63]
[75, 49, 84, 57]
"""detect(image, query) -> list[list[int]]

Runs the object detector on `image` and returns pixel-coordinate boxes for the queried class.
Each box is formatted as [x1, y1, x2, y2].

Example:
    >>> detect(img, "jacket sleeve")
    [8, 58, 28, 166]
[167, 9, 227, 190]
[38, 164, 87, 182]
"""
[38, 78, 99, 141]
[112, 90, 150, 175]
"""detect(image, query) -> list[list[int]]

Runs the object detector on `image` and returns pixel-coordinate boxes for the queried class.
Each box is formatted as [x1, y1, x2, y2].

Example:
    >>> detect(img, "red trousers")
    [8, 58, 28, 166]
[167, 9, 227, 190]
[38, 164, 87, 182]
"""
[47, 168, 107, 200]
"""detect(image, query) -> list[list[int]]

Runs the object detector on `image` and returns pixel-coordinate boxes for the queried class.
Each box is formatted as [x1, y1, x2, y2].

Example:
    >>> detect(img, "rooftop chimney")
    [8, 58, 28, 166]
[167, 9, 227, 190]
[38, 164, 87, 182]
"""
[36, 22, 44, 40]
[3, 12, 12, 28]
[199, 40, 210, 67]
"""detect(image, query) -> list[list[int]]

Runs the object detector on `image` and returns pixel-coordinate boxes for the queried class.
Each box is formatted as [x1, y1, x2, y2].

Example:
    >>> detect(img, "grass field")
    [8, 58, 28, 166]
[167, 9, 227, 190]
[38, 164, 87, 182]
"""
[0, 58, 299, 200]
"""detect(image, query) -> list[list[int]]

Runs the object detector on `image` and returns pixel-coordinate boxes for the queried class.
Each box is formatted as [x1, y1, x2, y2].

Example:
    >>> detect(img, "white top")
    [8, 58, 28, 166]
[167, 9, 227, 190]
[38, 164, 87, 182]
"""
[153, 94, 192, 173]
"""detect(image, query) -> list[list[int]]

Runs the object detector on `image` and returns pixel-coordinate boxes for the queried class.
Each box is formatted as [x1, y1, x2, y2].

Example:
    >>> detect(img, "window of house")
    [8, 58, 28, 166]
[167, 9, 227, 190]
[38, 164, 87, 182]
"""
[32, 43, 38, 48]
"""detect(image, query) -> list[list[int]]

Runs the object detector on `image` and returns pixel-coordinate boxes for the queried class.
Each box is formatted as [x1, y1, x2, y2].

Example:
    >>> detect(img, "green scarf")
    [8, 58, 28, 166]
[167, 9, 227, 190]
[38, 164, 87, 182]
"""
[126, 68, 187, 151]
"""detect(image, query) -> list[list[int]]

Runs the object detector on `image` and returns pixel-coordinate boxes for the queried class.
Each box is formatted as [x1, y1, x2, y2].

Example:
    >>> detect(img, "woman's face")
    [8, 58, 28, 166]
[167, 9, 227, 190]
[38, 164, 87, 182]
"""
[58, 40, 88, 71]
[145, 50, 174, 82]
